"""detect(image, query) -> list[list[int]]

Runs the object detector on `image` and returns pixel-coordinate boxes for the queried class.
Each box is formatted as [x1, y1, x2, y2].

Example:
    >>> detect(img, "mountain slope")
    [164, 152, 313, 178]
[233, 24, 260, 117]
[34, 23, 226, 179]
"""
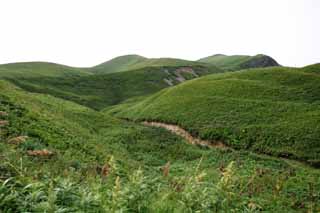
[90, 55, 221, 74]
[90, 54, 147, 74]
[5, 65, 221, 110]
[111, 66, 320, 165]
[0, 62, 91, 78]
[198, 54, 280, 70]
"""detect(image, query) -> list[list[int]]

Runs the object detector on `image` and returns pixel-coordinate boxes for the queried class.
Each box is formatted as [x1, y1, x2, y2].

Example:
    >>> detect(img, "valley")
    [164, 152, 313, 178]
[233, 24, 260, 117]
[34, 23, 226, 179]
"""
[0, 55, 319, 212]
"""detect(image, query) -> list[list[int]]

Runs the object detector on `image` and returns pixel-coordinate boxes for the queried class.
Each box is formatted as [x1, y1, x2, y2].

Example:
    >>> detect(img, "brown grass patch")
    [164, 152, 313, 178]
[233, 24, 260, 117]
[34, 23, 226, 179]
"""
[27, 149, 54, 157]
[7, 136, 28, 145]
[0, 111, 8, 117]
[0, 120, 9, 127]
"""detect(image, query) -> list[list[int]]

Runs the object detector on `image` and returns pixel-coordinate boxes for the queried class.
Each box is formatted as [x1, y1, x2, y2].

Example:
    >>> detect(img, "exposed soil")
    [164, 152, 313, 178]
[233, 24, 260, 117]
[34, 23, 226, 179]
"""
[142, 121, 227, 149]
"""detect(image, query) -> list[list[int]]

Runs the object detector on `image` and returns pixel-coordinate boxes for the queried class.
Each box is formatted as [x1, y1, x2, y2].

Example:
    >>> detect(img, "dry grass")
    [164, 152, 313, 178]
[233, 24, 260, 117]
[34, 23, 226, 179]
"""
[0, 120, 9, 127]
[27, 149, 54, 157]
[162, 161, 170, 177]
[7, 136, 28, 145]
[0, 111, 8, 116]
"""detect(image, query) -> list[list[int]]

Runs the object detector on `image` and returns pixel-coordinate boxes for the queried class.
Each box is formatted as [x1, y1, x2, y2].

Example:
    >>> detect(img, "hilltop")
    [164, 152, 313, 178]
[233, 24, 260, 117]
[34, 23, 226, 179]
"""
[90, 54, 147, 74]
[91, 55, 219, 74]
[0, 62, 91, 78]
[198, 54, 280, 70]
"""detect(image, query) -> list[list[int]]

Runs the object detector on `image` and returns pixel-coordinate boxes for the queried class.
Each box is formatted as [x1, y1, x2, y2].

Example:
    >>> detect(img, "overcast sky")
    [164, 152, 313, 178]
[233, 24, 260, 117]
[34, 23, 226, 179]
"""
[0, 0, 319, 67]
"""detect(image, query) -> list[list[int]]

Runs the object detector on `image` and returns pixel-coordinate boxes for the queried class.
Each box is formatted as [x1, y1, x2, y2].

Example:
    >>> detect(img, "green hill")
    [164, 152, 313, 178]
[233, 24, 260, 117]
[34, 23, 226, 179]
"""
[0, 57, 320, 212]
[303, 63, 320, 73]
[90, 54, 147, 74]
[3, 65, 221, 110]
[0, 62, 91, 78]
[111, 66, 320, 165]
[91, 55, 220, 74]
[198, 54, 280, 70]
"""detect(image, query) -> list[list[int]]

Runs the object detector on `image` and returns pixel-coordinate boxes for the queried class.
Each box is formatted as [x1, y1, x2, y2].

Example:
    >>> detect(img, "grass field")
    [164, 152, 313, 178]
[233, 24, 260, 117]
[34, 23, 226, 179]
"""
[0, 58, 319, 212]
[3, 65, 221, 110]
[111, 65, 320, 166]
[0, 80, 319, 212]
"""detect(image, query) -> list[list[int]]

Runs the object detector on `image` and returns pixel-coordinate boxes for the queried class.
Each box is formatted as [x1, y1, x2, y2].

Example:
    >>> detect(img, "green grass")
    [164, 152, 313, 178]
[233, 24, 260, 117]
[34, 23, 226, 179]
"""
[4, 65, 221, 110]
[0, 62, 91, 78]
[0, 58, 319, 212]
[198, 54, 280, 70]
[0, 79, 319, 212]
[91, 55, 220, 74]
[91, 55, 147, 74]
[111, 66, 320, 165]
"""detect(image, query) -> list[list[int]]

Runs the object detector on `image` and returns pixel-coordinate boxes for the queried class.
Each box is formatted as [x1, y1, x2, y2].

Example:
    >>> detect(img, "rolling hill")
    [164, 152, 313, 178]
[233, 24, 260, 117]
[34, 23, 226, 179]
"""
[3, 64, 221, 110]
[90, 55, 221, 74]
[0, 62, 91, 78]
[0, 56, 319, 212]
[90, 54, 147, 74]
[110, 65, 320, 165]
[198, 54, 280, 70]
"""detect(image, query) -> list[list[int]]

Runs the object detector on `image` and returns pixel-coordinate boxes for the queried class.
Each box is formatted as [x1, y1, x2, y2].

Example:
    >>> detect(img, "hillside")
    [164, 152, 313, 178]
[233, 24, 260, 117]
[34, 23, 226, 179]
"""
[0, 58, 319, 211]
[3, 65, 221, 110]
[1, 79, 319, 212]
[198, 54, 280, 70]
[90, 55, 147, 74]
[110, 65, 320, 165]
[0, 62, 91, 78]
[90, 55, 220, 74]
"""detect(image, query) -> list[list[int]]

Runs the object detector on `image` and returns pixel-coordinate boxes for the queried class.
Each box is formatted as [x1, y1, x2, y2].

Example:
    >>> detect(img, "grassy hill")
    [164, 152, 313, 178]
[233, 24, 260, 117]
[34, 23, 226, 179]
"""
[3, 65, 221, 110]
[0, 79, 319, 212]
[90, 55, 147, 74]
[0, 57, 319, 211]
[198, 54, 280, 70]
[0, 62, 91, 78]
[110, 65, 320, 165]
[91, 55, 220, 74]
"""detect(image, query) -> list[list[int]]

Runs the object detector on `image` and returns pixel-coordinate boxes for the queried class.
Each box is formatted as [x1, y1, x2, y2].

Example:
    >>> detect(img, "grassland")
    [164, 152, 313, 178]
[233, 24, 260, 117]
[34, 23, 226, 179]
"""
[111, 65, 320, 166]
[91, 55, 220, 74]
[0, 62, 91, 78]
[198, 54, 280, 70]
[0, 80, 319, 212]
[0, 57, 319, 212]
[3, 65, 221, 110]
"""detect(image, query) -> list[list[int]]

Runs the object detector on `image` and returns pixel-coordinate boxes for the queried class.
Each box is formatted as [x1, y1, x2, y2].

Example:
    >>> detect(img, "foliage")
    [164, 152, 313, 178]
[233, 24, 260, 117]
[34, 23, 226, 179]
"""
[0, 59, 319, 212]
[112, 66, 320, 164]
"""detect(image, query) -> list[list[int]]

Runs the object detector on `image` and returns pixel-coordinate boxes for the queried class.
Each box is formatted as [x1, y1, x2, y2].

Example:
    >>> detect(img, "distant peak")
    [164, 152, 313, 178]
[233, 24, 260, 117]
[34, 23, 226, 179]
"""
[116, 54, 147, 59]
[211, 54, 227, 57]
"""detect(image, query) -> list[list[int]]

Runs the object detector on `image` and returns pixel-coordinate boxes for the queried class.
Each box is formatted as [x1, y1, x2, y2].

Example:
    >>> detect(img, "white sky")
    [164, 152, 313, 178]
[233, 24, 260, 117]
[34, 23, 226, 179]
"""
[0, 0, 319, 67]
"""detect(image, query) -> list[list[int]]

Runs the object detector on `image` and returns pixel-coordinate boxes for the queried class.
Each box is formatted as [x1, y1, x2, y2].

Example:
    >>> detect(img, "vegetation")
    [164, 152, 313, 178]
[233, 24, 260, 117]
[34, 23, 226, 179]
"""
[3, 65, 221, 110]
[198, 54, 280, 70]
[0, 56, 319, 212]
[90, 55, 147, 74]
[91, 55, 220, 74]
[0, 62, 91, 78]
[111, 65, 320, 165]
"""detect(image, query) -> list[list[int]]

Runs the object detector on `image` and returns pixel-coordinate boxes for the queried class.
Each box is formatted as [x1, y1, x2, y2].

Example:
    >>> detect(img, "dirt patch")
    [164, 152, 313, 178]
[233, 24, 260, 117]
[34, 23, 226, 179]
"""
[175, 67, 199, 77]
[27, 149, 54, 157]
[142, 121, 227, 149]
